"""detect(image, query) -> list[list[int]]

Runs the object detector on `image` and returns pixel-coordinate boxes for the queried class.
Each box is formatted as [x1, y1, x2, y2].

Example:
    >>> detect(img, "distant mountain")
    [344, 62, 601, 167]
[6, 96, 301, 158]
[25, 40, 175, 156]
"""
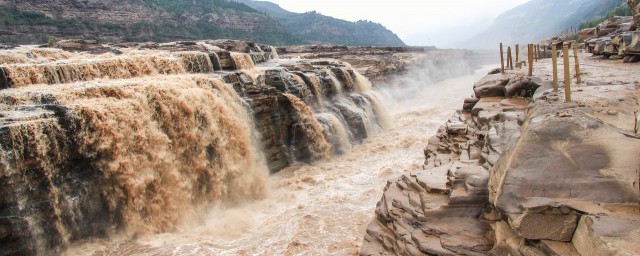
[0, 0, 300, 45]
[466, 0, 626, 49]
[0, 0, 405, 46]
[234, 0, 406, 46]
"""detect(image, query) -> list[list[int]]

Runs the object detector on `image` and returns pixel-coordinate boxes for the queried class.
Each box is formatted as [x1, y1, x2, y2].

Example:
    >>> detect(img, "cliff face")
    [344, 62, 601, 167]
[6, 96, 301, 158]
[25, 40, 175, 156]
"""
[0, 0, 298, 45]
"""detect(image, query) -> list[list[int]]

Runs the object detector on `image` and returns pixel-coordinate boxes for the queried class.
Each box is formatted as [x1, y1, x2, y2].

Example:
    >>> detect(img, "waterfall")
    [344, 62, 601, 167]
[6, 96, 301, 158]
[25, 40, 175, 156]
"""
[0, 41, 392, 255]
[325, 70, 344, 95]
[0, 52, 217, 88]
[230, 52, 255, 70]
[0, 75, 268, 254]
[282, 93, 332, 160]
[315, 112, 353, 154]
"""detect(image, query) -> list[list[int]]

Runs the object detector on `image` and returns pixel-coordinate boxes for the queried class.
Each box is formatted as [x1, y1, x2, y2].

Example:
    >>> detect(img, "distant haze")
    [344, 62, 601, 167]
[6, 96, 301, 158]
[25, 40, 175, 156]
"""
[265, 0, 531, 47]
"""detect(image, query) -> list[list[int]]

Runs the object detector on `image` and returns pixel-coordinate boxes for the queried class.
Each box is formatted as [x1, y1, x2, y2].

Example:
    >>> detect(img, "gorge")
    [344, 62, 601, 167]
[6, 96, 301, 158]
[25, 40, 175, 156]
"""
[0, 39, 408, 255]
[1, 1, 640, 256]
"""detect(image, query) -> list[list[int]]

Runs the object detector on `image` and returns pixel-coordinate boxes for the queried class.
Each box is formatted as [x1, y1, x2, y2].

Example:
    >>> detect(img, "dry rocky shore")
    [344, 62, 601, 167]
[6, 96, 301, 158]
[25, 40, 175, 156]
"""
[361, 47, 640, 255]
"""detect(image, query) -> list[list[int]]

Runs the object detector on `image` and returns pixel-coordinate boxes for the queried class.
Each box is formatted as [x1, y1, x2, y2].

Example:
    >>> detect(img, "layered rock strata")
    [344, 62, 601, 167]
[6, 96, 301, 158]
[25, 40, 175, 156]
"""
[362, 54, 640, 255]
[578, 15, 640, 62]
[0, 39, 388, 255]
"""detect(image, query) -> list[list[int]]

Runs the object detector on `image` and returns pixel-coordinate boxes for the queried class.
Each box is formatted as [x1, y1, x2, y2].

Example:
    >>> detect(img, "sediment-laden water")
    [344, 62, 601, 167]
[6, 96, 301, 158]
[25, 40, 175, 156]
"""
[60, 60, 490, 255]
[0, 42, 394, 255]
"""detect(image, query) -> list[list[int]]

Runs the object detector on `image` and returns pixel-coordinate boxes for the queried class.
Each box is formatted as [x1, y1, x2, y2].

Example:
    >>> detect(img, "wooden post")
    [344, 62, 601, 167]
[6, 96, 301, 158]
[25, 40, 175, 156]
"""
[500, 43, 505, 73]
[543, 46, 546, 59]
[506, 47, 511, 70]
[508, 46, 513, 70]
[528, 44, 533, 76]
[552, 44, 558, 92]
[515, 44, 520, 64]
[573, 46, 582, 84]
[563, 43, 571, 102]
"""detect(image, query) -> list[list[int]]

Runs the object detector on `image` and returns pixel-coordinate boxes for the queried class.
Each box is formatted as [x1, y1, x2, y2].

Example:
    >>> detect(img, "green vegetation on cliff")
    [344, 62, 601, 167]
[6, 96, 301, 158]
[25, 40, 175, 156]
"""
[0, 0, 405, 46]
[579, 4, 632, 29]
[234, 0, 406, 46]
[0, 0, 300, 45]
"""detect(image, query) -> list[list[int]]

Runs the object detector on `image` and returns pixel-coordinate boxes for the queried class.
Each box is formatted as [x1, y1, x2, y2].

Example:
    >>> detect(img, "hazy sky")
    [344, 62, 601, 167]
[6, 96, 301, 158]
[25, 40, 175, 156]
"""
[266, 0, 531, 47]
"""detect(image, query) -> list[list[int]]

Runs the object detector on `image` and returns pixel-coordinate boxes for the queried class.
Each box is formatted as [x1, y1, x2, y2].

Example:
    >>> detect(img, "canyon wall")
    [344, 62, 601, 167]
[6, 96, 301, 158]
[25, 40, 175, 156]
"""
[0, 39, 389, 255]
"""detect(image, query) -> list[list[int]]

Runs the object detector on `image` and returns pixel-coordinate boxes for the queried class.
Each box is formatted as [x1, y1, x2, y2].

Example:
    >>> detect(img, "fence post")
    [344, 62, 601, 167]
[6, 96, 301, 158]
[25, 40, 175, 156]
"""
[507, 46, 513, 70]
[528, 44, 533, 76]
[552, 44, 558, 92]
[515, 44, 520, 65]
[500, 43, 505, 73]
[563, 43, 572, 102]
[572, 46, 582, 84]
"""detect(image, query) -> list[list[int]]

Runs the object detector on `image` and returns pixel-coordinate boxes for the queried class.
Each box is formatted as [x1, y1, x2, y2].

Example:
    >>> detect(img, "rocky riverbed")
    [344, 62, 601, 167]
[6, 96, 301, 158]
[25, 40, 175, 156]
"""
[361, 49, 640, 255]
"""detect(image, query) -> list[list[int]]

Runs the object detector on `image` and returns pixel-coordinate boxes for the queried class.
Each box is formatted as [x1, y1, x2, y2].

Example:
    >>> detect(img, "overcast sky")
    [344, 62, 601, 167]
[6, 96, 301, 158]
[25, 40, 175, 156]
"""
[266, 0, 531, 47]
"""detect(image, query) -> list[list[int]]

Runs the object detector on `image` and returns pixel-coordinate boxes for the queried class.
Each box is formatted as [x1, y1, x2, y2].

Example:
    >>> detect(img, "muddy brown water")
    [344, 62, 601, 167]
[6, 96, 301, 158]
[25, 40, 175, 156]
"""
[63, 65, 493, 256]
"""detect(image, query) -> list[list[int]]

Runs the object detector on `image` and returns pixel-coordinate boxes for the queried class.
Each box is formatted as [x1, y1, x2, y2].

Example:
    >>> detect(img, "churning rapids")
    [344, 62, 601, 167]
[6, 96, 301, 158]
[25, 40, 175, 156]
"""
[0, 41, 489, 256]
[65, 67, 490, 256]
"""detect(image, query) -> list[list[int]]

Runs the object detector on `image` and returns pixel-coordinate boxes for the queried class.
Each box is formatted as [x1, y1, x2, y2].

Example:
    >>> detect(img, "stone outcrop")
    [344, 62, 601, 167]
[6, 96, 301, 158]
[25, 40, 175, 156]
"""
[362, 86, 529, 256]
[630, 0, 640, 30]
[0, 39, 389, 256]
[580, 15, 640, 62]
[361, 53, 640, 255]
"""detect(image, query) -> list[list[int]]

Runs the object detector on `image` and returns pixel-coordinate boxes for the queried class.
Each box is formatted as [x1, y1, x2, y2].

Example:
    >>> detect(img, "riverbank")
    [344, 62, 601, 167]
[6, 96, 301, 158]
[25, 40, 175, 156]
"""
[361, 51, 640, 255]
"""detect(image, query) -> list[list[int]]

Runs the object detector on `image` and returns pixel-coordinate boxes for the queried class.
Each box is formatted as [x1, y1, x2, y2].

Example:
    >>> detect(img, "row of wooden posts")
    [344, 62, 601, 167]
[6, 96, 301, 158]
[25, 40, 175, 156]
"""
[499, 42, 582, 102]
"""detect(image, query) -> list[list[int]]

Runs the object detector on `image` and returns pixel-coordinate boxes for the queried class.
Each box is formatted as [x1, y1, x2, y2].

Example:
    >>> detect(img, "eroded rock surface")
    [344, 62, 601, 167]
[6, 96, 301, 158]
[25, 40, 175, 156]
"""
[362, 52, 640, 255]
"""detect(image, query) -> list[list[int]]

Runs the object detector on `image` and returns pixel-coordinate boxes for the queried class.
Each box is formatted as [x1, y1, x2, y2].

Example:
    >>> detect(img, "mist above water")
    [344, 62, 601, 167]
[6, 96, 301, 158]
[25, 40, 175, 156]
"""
[376, 53, 476, 114]
[62, 55, 492, 255]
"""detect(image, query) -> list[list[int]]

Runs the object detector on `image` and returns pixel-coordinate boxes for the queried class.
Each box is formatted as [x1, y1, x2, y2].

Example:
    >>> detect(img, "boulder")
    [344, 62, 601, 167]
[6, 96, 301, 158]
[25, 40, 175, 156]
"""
[579, 28, 598, 42]
[463, 97, 480, 111]
[473, 74, 511, 98]
[504, 76, 543, 97]
[625, 31, 640, 55]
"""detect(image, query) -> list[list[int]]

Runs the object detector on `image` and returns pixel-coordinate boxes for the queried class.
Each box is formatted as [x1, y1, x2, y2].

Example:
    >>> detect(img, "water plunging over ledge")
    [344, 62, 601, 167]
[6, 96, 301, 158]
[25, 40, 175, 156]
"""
[60, 60, 491, 255]
[0, 41, 396, 255]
